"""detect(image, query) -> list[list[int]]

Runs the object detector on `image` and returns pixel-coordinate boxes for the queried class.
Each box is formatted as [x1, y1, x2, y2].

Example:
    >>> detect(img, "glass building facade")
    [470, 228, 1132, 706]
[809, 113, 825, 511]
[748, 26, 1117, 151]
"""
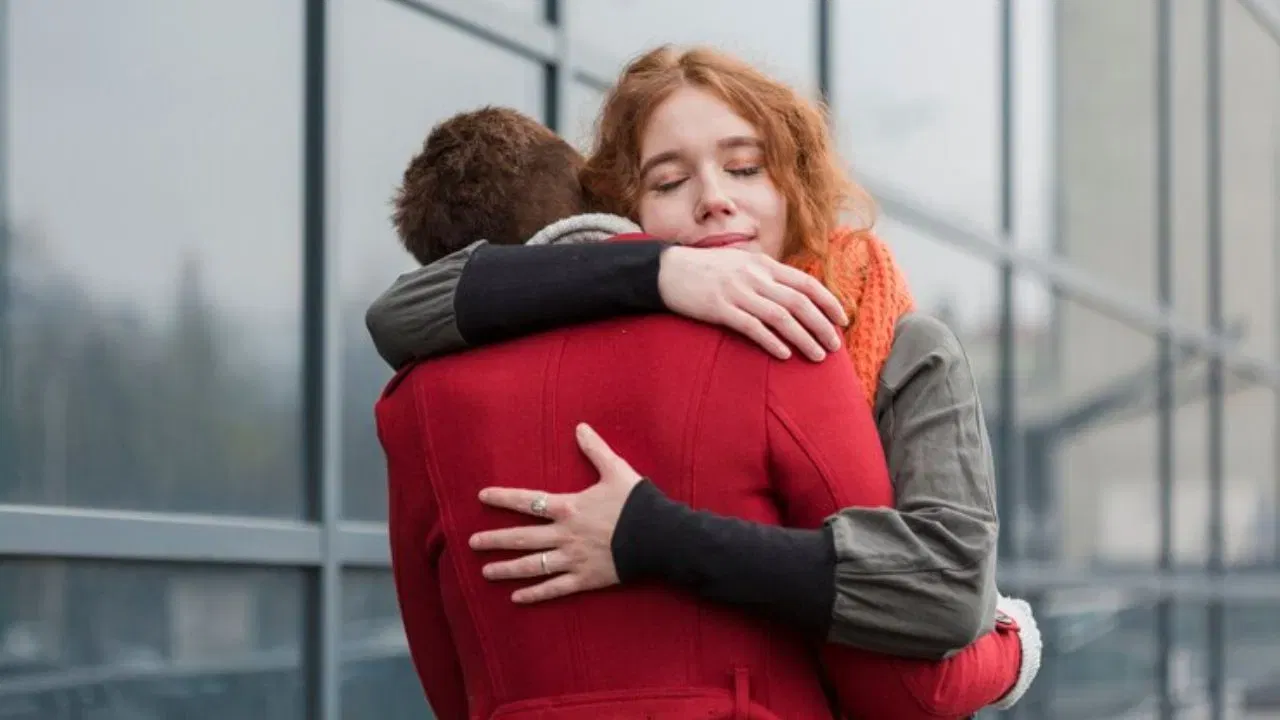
[0, 0, 1277, 717]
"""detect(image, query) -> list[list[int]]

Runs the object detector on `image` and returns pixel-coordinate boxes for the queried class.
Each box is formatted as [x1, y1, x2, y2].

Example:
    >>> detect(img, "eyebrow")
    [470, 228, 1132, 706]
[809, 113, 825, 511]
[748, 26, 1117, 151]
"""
[638, 135, 763, 179]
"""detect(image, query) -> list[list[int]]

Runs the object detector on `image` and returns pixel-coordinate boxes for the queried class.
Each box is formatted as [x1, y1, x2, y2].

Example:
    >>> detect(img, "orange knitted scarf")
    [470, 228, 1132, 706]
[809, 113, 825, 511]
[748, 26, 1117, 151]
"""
[790, 228, 916, 408]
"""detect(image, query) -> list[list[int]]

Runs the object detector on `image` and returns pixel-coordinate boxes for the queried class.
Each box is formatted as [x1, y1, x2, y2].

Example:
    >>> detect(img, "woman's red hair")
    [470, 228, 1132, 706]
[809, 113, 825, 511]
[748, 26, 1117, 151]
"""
[581, 45, 877, 277]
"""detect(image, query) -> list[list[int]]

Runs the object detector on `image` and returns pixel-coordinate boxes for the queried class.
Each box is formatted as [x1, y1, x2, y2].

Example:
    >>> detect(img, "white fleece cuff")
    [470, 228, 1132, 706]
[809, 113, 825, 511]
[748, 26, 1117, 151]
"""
[989, 594, 1043, 710]
[525, 213, 642, 246]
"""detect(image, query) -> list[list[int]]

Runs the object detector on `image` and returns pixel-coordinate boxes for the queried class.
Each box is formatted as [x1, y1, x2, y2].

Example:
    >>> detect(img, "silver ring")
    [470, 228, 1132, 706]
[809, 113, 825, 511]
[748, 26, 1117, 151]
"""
[530, 494, 549, 517]
[539, 552, 550, 576]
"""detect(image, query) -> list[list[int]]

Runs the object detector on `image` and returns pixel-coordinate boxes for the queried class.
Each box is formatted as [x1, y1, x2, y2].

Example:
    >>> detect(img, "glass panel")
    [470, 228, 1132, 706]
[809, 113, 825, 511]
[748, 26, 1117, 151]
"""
[1039, 589, 1159, 719]
[834, 0, 1004, 235]
[882, 219, 1003, 415]
[570, 1, 817, 96]
[3, 0, 304, 516]
[0, 561, 305, 720]
[333, 1, 546, 521]
[485, 0, 543, 21]
[1227, 597, 1280, 716]
[1221, 367, 1277, 568]
[565, 81, 605, 154]
[1018, 292, 1160, 568]
[342, 571, 430, 719]
[1220, 0, 1280, 364]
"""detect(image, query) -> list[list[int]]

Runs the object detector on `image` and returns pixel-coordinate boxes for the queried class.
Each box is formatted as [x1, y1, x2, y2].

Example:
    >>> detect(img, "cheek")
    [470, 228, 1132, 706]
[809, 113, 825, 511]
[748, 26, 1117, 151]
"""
[751, 186, 789, 259]
[637, 197, 694, 240]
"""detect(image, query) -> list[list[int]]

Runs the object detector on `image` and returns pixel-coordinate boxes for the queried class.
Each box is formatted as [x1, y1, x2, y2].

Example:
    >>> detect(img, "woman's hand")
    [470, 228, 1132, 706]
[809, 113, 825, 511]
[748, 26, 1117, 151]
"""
[657, 246, 848, 361]
[469, 423, 643, 604]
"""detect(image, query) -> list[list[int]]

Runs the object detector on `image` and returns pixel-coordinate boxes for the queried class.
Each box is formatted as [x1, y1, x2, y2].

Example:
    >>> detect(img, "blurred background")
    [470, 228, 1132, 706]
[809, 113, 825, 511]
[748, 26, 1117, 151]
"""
[0, 0, 1277, 718]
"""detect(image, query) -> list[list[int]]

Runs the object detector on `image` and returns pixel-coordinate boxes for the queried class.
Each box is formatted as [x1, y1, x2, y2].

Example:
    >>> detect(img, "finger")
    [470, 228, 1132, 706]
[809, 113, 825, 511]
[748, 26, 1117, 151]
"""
[512, 573, 586, 604]
[478, 487, 569, 521]
[574, 423, 622, 474]
[737, 293, 827, 362]
[482, 549, 564, 581]
[758, 281, 842, 354]
[722, 307, 791, 359]
[469, 524, 561, 552]
[771, 263, 849, 327]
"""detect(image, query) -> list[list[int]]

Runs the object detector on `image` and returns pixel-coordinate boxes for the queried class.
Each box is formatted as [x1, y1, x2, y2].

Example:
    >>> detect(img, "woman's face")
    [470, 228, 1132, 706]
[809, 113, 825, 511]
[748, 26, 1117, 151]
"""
[635, 86, 788, 259]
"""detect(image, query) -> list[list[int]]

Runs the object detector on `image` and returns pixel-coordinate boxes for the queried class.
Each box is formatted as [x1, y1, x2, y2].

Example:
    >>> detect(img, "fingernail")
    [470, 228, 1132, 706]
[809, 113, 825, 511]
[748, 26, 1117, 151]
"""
[469, 534, 480, 548]
[576, 423, 589, 437]
[478, 489, 490, 501]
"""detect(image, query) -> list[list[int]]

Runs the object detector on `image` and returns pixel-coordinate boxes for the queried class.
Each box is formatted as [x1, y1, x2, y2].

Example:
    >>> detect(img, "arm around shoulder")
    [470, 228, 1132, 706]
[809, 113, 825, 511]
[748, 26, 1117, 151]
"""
[365, 241, 482, 369]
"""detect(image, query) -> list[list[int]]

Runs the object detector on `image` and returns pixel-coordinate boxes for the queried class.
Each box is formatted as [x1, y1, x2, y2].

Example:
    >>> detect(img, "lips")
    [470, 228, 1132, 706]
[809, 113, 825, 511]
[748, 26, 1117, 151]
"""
[693, 233, 753, 249]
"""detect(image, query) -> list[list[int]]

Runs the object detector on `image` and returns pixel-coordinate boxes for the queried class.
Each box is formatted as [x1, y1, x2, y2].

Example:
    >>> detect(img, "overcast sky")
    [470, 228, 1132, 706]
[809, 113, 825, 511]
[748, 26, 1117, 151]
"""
[9, 0, 1053, 368]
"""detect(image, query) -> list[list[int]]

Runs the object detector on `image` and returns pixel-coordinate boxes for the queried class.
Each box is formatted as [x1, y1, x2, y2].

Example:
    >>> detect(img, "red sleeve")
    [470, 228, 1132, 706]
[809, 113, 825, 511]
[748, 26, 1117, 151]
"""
[765, 354, 1020, 718]
[377, 389, 469, 720]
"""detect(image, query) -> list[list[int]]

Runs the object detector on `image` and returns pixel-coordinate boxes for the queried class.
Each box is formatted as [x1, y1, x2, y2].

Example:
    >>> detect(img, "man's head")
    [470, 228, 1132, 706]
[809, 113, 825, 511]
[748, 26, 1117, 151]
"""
[393, 107, 588, 265]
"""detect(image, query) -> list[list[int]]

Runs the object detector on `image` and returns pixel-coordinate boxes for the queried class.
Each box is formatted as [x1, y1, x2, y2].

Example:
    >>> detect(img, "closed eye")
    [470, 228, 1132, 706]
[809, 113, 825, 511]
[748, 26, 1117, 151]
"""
[655, 178, 687, 194]
[729, 166, 762, 178]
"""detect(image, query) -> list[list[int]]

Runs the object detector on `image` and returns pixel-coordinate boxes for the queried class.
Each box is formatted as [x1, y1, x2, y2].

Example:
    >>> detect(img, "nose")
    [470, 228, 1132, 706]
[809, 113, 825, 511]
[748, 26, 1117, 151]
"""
[696, 177, 736, 222]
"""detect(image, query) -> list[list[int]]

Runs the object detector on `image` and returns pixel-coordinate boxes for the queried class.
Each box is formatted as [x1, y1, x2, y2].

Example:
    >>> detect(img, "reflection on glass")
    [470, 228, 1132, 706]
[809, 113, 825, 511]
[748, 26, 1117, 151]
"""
[3, 1, 304, 516]
[1226, 599, 1280, 715]
[565, 82, 606, 153]
[1035, 589, 1158, 719]
[1017, 292, 1162, 567]
[834, 0, 1001, 234]
[570, 0, 816, 94]
[0, 562, 305, 720]
[484, 0, 543, 20]
[1222, 370, 1277, 569]
[332, 0, 544, 521]
[878, 218, 1003, 413]
[341, 572, 430, 719]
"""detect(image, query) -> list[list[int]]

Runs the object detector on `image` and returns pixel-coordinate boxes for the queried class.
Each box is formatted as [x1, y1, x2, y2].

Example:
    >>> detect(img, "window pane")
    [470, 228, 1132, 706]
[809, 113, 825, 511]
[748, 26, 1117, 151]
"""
[571, 1, 817, 96]
[485, 0, 543, 21]
[1038, 589, 1158, 718]
[565, 81, 605, 153]
[834, 0, 1003, 235]
[334, 2, 545, 521]
[342, 571, 430, 719]
[1228, 598, 1280, 715]
[883, 221, 1003, 416]
[2, 1, 304, 516]
[0, 561, 305, 720]
[1020, 292, 1161, 568]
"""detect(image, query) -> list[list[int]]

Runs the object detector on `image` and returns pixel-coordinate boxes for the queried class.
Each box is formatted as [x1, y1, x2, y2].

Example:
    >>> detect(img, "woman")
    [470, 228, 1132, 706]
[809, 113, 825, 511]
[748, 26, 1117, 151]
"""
[369, 45, 1040, 714]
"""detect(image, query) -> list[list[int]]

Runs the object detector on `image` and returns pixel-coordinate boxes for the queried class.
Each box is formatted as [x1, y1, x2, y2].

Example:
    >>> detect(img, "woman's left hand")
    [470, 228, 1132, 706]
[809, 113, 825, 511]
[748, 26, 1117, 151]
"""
[469, 423, 643, 603]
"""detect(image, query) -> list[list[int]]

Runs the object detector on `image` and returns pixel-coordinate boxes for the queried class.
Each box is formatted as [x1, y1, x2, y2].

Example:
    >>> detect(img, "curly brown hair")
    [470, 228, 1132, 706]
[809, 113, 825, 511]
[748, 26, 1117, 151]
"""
[581, 45, 876, 278]
[393, 106, 587, 264]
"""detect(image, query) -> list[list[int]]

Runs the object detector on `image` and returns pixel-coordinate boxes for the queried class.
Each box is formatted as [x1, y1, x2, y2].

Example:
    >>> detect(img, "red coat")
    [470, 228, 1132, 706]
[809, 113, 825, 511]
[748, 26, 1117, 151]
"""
[377, 313, 1021, 719]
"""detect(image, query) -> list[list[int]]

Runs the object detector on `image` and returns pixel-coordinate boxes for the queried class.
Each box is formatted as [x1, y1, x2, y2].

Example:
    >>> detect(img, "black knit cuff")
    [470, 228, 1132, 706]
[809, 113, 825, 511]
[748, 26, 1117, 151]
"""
[455, 241, 667, 346]
[611, 479, 838, 638]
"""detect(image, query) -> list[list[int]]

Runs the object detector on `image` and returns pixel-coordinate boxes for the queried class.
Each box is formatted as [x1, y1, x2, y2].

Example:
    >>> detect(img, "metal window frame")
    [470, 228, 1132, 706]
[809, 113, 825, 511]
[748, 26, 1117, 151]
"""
[0, 1, 1279, 718]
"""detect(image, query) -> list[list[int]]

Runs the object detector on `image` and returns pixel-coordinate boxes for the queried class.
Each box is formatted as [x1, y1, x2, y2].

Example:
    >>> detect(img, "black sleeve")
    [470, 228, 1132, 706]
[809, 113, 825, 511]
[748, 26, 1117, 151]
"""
[612, 480, 837, 638]
[455, 241, 669, 346]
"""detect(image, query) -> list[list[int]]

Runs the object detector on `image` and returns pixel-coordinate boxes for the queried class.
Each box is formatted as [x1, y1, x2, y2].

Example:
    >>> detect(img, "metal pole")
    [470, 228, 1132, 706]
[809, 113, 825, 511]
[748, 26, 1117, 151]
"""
[1154, 0, 1177, 716]
[302, 1, 339, 718]
[996, 3, 1024, 714]
[996, 0, 1020, 561]
[543, 0, 561, 132]
[0, 0, 10, 501]
[1205, 0, 1227, 717]
[1274, 51, 1280, 568]
[817, 0, 832, 107]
